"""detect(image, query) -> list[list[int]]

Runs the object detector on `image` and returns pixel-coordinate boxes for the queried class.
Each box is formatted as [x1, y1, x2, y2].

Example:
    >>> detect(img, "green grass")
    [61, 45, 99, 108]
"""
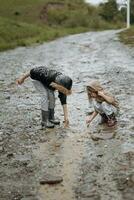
[0, 0, 124, 51]
[0, 16, 91, 51]
[119, 26, 134, 46]
[0, 0, 88, 25]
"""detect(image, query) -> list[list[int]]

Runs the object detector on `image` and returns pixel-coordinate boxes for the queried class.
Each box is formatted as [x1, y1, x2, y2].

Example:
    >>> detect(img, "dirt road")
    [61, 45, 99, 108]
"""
[0, 30, 134, 200]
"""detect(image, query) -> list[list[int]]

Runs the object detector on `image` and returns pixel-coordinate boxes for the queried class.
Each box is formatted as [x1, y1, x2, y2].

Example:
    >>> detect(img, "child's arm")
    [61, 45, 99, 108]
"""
[86, 111, 98, 125]
[16, 72, 30, 85]
[62, 104, 69, 128]
[98, 90, 116, 105]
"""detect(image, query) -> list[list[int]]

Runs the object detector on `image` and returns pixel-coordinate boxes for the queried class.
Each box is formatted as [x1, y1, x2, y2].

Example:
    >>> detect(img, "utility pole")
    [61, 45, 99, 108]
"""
[127, 0, 130, 28]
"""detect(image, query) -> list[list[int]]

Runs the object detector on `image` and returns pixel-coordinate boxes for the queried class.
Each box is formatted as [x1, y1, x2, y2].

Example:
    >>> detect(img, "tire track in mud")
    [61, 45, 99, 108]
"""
[75, 128, 133, 200]
[33, 129, 87, 200]
[95, 138, 122, 200]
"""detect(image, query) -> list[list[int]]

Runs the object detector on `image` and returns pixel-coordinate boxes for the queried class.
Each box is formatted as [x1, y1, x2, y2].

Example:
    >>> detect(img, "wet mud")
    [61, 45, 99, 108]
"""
[0, 30, 134, 200]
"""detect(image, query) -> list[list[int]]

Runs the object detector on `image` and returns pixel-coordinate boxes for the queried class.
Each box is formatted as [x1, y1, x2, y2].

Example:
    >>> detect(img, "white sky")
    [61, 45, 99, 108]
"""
[85, 0, 104, 4]
[85, 0, 123, 5]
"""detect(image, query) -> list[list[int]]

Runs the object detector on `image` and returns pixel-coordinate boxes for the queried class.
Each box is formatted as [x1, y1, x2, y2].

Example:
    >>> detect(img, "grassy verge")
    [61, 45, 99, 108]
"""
[119, 26, 134, 46]
[0, 0, 124, 52]
[0, 16, 92, 51]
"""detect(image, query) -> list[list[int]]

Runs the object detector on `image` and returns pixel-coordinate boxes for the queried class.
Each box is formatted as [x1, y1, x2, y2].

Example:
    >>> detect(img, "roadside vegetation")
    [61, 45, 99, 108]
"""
[119, 26, 134, 46]
[118, 0, 134, 46]
[0, 0, 129, 51]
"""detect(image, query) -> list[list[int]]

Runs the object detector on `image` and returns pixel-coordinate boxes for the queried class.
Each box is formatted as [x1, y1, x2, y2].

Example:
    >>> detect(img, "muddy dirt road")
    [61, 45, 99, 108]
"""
[0, 30, 134, 200]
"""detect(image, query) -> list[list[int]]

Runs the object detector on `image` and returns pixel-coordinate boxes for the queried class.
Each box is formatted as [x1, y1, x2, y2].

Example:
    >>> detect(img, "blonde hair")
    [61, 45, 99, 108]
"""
[86, 81, 103, 101]
[87, 81, 103, 92]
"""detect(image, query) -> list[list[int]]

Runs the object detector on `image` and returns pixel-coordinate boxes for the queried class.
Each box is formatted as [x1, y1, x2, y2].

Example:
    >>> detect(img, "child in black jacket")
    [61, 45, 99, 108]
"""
[16, 66, 72, 128]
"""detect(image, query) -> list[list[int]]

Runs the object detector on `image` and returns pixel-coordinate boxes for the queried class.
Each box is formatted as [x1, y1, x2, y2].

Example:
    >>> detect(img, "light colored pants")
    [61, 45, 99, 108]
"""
[32, 80, 55, 111]
[93, 101, 117, 116]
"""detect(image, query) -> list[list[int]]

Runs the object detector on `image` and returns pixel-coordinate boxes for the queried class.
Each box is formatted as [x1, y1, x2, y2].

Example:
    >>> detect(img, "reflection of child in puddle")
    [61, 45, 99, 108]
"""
[86, 81, 119, 127]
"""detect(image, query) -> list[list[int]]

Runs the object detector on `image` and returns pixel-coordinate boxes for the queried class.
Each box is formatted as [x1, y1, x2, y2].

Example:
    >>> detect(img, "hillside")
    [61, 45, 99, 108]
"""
[0, 0, 123, 51]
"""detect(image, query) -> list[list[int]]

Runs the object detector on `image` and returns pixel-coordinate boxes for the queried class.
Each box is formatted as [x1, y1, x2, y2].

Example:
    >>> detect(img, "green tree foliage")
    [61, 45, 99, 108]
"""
[99, 0, 118, 22]
[130, 0, 134, 23]
[119, 0, 134, 24]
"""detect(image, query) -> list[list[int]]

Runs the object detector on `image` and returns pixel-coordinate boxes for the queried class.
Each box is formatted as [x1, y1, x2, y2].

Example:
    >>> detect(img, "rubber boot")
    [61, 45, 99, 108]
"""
[99, 113, 108, 125]
[49, 109, 60, 125]
[41, 110, 54, 128]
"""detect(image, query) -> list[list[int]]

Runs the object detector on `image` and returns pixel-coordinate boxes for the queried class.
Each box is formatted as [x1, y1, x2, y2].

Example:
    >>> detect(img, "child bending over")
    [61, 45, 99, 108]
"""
[16, 66, 72, 128]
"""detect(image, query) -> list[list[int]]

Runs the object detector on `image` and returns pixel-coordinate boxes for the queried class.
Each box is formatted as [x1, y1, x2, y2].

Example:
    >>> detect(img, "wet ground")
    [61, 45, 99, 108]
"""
[0, 29, 134, 200]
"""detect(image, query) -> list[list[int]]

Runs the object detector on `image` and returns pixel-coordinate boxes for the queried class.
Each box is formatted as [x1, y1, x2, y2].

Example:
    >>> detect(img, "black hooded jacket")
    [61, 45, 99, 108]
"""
[30, 66, 72, 105]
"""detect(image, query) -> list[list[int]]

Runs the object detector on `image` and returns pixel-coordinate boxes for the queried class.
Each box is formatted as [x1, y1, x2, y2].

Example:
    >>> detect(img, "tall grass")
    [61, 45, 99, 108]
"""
[119, 26, 134, 46]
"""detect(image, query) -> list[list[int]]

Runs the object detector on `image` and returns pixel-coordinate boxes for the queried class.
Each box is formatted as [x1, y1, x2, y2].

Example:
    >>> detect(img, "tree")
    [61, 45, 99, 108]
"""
[99, 0, 118, 22]
[130, 0, 134, 23]
[120, 0, 134, 24]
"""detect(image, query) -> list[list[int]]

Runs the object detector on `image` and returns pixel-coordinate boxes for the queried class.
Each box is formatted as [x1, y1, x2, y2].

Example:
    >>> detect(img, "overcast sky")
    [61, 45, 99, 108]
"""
[85, 0, 102, 4]
[85, 0, 123, 5]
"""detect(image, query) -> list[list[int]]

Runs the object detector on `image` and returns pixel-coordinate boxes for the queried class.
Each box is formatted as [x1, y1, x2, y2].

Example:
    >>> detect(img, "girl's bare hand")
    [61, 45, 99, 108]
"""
[86, 116, 92, 124]
[98, 90, 104, 96]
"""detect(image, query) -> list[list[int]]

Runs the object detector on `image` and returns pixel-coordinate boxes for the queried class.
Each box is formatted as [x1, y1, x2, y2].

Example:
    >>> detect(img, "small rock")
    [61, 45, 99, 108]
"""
[5, 96, 10, 100]
[0, 146, 3, 152]
[54, 143, 61, 147]
[77, 90, 84, 94]
[39, 138, 48, 143]
[40, 174, 63, 185]
[77, 139, 83, 142]
[0, 131, 3, 136]
[90, 132, 116, 141]
[96, 153, 103, 157]
[7, 153, 14, 158]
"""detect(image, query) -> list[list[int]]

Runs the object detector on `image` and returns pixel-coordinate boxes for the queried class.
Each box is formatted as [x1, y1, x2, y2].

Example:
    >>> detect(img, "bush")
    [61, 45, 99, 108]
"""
[64, 10, 90, 28]
[47, 9, 68, 25]
[119, 26, 134, 46]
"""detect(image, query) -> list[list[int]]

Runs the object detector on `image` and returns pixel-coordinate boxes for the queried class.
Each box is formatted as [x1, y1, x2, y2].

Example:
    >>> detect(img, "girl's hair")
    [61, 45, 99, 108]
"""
[86, 81, 103, 102]
[87, 81, 103, 92]
[86, 86, 95, 102]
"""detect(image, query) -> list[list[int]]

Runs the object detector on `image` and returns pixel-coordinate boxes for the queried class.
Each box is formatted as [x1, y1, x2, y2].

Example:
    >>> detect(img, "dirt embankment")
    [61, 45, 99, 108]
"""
[0, 30, 134, 200]
[40, 2, 65, 23]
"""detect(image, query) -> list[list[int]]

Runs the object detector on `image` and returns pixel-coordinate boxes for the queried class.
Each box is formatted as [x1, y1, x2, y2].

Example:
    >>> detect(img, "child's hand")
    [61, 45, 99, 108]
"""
[86, 116, 93, 127]
[86, 116, 92, 125]
[98, 90, 104, 97]
[50, 82, 57, 88]
[63, 119, 69, 128]
[16, 78, 24, 85]
[86, 111, 98, 127]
